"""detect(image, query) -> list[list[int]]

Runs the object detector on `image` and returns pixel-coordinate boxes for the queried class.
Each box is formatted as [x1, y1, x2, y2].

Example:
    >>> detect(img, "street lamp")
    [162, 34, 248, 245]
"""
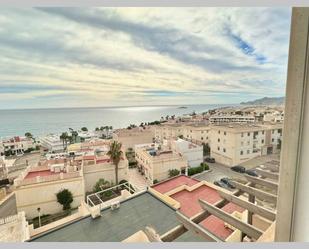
[37, 207, 41, 227]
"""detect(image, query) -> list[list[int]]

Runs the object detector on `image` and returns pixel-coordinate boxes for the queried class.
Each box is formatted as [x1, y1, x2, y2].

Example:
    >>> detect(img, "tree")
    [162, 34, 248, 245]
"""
[168, 169, 180, 178]
[81, 127, 88, 132]
[202, 143, 210, 156]
[56, 189, 73, 210]
[25, 132, 33, 139]
[93, 178, 111, 193]
[107, 141, 123, 186]
[60, 132, 69, 149]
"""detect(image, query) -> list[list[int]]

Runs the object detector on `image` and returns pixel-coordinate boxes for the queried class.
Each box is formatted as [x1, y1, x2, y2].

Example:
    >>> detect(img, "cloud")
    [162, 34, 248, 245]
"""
[0, 7, 291, 109]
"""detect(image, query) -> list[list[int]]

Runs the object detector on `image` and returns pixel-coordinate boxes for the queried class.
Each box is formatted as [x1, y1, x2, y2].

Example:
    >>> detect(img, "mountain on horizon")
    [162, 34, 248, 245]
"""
[240, 96, 285, 106]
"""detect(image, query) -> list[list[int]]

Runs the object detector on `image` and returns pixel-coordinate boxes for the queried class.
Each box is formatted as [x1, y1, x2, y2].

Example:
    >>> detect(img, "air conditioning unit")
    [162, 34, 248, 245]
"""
[110, 201, 120, 210]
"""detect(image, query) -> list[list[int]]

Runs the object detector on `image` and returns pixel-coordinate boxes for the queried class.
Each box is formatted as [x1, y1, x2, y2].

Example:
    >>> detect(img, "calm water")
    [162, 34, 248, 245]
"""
[0, 104, 229, 137]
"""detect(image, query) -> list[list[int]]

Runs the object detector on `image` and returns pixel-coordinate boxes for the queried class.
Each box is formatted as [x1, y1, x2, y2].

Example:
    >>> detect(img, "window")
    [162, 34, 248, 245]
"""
[262, 131, 265, 135]
[223, 148, 226, 153]
[241, 141, 244, 146]
[272, 130, 274, 134]
[224, 131, 226, 135]
[247, 141, 250, 145]
[201, 137, 203, 140]
[218, 130, 220, 134]
[272, 138, 275, 142]
[261, 139, 264, 143]
[218, 138, 220, 142]
[206, 136, 208, 140]
[240, 150, 243, 155]
[201, 131, 204, 133]
[247, 150, 250, 154]
[217, 146, 220, 151]
[247, 132, 250, 136]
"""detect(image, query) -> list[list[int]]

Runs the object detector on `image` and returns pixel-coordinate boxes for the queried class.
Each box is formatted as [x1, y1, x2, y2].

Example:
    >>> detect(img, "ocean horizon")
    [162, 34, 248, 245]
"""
[0, 104, 238, 138]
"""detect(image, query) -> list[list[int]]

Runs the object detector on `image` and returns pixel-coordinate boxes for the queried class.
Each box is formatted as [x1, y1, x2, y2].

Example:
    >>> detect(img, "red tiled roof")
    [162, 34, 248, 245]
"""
[25, 170, 59, 179]
[152, 175, 199, 194]
[83, 155, 96, 160]
[199, 202, 245, 240]
[170, 185, 222, 218]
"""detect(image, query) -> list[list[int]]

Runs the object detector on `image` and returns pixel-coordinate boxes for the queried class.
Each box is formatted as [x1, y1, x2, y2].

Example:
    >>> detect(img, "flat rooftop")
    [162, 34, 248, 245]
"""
[25, 170, 58, 179]
[30, 192, 207, 242]
[199, 202, 245, 240]
[152, 175, 199, 194]
[170, 185, 222, 218]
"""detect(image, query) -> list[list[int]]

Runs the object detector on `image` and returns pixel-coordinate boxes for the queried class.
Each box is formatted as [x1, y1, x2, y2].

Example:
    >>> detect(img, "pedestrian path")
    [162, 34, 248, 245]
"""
[128, 168, 149, 191]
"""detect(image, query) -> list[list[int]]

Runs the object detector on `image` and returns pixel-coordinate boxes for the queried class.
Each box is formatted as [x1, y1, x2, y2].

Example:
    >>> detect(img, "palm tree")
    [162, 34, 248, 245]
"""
[60, 132, 69, 149]
[107, 141, 123, 186]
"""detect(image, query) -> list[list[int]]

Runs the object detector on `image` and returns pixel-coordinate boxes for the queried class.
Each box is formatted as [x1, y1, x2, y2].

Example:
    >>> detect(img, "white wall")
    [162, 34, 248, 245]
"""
[15, 177, 85, 219]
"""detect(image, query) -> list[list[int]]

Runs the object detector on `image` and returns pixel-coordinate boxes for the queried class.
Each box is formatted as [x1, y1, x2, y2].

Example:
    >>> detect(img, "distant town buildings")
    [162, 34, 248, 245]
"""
[39, 134, 64, 153]
[209, 115, 255, 124]
[113, 126, 155, 150]
[0, 136, 35, 156]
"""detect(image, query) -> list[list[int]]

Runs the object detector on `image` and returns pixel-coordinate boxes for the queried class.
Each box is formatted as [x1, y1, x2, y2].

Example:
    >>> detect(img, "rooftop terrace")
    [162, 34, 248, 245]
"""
[30, 192, 206, 242]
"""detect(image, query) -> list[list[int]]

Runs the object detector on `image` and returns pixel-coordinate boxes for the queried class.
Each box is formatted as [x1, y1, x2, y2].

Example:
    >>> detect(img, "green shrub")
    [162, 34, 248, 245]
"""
[93, 178, 111, 192]
[56, 189, 73, 210]
[168, 169, 180, 178]
[119, 179, 128, 185]
[153, 179, 159, 184]
[188, 163, 209, 176]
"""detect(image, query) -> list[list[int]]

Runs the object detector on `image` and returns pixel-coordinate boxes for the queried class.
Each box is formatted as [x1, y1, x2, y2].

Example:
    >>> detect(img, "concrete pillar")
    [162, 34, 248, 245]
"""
[275, 7, 309, 242]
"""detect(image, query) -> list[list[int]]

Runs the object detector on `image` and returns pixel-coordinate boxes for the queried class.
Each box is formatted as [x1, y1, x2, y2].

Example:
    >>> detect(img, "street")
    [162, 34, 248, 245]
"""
[194, 154, 281, 183]
[0, 193, 17, 219]
[193, 162, 246, 183]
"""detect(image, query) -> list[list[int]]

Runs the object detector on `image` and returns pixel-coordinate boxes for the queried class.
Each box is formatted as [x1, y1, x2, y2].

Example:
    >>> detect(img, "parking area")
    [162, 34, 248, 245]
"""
[194, 153, 281, 184]
[193, 162, 246, 183]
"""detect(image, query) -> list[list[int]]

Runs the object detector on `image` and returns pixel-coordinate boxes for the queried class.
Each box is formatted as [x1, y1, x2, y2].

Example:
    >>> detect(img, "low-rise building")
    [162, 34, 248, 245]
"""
[135, 143, 187, 184]
[155, 123, 211, 146]
[14, 158, 85, 219]
[113, 126, 155, 151]
[0, 136, 35, 156]
[170, 138, 203, 167]
[209, 123, 283, 166]
[39, 134, 64, 152]
[209, 115, 255, 124]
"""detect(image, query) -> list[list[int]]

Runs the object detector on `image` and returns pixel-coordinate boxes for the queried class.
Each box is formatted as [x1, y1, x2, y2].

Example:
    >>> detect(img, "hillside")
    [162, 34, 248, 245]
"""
[240, 97, 285, 106]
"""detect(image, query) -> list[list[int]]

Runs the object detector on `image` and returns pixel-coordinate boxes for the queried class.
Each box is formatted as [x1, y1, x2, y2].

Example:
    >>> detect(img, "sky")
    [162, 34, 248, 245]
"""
[0, 7, 291, 109]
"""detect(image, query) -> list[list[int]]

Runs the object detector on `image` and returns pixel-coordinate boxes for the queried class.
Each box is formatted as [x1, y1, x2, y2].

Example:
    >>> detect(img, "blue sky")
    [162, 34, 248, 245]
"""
[0, 7, 291, 109]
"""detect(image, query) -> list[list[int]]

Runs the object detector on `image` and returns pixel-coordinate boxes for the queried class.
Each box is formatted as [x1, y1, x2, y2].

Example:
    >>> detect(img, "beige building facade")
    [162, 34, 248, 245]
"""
[209, 123, 283, 166]
[135, 144, 187, 184]
[113, 126, 155, 150]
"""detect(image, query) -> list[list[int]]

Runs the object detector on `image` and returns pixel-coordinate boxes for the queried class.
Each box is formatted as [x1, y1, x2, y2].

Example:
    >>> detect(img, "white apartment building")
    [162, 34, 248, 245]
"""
[135, 143, 187, 184]
[263, 112, 284, 123]
[209, 123, 283, 166]
[209, 115, 255, 124]
[170, 138, 203, 167]
[0, 136, 35, 156]
[39, 134, 64, 152]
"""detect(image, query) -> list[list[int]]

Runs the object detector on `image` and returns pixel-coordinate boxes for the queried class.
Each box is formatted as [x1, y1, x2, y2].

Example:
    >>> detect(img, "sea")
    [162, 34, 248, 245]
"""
[0, 104, 233, 138]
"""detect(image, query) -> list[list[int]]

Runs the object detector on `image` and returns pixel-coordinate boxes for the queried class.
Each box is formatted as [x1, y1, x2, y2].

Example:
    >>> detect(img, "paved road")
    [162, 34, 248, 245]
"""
[193, 162, 246, 183]
[0, 193, 17, 219]
[194, 154, 281, 183]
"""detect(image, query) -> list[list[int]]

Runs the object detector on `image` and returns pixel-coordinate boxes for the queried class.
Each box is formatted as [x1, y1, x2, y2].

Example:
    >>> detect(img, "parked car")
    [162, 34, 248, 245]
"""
[220, 177, 236, 189]
[214, 180, 229, 189]
[231, 165, 246, 173]
[245, 169, 258, 177]
[205, 157, 215, 163]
